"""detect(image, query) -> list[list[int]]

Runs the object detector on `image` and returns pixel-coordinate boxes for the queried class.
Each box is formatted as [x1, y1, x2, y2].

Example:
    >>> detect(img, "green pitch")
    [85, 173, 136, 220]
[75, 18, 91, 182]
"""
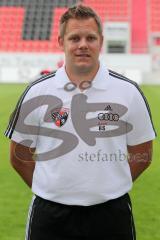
[0, 83, 159, 240]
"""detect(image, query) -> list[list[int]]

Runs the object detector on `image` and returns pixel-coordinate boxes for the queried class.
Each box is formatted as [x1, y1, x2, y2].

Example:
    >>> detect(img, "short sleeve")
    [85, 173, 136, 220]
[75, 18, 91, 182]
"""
[4, 85, 40, 148]
[126, 85, 156, 145]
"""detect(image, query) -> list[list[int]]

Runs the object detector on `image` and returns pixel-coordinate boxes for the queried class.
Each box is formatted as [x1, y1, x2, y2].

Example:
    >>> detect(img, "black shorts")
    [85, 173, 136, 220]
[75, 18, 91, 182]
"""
[25, 193, 136, 240]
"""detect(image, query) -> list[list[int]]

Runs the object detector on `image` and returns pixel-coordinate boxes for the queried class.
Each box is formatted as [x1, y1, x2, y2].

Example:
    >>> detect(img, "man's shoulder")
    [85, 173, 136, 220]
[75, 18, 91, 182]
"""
[30, 70, 57, 87]
[20, 70, 57, 103]
[108, 69, 138, 87]
[108, 69, 143, 96]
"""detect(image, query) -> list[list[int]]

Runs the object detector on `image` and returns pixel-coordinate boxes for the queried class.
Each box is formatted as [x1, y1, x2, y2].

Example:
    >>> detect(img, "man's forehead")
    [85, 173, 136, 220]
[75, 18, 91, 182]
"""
[65, 18, 99, 33]
[66, 29, 99, 36]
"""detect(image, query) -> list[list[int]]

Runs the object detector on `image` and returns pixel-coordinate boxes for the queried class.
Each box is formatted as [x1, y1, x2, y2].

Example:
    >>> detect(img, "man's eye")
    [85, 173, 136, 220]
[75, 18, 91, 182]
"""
[88, 36, 96, 41]
[70, 37, 79, 42]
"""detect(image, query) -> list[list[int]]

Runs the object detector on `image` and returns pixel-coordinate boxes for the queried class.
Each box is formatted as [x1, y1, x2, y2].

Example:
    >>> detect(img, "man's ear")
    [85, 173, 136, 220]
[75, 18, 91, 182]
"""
[58, 36, 64, 50]
[100, 35, 104, 49]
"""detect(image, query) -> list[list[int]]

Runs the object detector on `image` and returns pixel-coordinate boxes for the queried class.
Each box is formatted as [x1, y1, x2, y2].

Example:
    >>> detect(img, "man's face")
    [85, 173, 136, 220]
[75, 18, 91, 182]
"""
[58, 18, 103, 75]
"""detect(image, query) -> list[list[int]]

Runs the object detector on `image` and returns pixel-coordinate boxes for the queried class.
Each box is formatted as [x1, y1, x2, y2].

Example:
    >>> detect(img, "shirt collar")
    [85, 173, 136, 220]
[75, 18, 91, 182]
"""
[55, 60, 110, 90]
[54, 66, 70, 89]
[91, 61, 110, 90]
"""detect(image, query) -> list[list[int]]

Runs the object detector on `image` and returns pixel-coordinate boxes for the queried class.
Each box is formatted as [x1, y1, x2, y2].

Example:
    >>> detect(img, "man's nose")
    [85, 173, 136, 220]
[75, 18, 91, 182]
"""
[78, 38, 88, 49]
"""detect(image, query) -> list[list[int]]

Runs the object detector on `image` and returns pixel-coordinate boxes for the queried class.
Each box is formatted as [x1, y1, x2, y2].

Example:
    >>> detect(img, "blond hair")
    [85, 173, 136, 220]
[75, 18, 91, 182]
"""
[59, 4, 103, 37]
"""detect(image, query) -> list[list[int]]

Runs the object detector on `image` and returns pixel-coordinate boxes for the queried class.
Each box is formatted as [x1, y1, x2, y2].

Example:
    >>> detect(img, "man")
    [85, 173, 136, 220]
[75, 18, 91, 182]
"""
[5, 4, 156, 240]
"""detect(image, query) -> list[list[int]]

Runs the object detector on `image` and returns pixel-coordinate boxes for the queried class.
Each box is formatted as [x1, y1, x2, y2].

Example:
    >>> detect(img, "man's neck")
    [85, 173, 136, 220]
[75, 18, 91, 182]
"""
[65, 64, 100, 89]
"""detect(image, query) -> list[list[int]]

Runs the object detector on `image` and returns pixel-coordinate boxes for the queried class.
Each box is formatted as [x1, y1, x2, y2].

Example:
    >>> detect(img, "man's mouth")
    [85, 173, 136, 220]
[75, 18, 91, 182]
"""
[75, 54, 90, 57]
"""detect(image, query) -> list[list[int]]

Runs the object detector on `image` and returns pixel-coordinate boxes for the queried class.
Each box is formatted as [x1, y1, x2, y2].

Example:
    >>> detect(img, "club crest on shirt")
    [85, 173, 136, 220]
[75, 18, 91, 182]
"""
[51, 108, 69, 127]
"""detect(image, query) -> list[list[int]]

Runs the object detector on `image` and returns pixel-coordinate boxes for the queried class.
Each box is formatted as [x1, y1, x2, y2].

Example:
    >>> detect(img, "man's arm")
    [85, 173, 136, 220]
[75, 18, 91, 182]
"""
[127, 140, 153, 181]
[10, 140, 36, 188]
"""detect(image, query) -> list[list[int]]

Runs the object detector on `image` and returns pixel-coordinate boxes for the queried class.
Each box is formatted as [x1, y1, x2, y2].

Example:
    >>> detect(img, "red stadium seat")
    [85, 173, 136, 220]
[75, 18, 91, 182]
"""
[84, 0, 129, 21]
[0, 1, 158, 53]
[150, 0, 160, 32]
[0, 7, 25, 52]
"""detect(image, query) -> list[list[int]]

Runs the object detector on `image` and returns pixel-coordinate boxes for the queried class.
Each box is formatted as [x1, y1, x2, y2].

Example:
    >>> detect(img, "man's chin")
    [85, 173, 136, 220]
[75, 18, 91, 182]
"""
[74, 64, 92, 74]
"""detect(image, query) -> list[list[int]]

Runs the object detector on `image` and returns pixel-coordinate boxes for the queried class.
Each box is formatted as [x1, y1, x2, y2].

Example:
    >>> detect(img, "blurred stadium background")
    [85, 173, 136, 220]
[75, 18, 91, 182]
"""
[0, 0, 160, 83]
[0, 0, 160, 240]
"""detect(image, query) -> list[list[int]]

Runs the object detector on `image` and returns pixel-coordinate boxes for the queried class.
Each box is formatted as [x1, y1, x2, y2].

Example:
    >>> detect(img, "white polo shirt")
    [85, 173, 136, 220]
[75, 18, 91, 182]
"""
[5, 62, 156, 206]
